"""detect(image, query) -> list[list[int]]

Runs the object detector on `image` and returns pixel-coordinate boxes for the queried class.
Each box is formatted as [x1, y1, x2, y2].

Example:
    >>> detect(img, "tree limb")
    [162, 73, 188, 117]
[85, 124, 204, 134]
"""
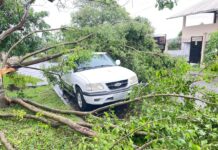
[18, 66, 62, 80]
[22, 94, 217, 118]
[0, 0, 34, 43]
[19, 33, 93, 63]
[0, 131, 15, 150]
[89, 94, 217, 115]
[0, 99, 154, 136]
[8, 98, 97, 137]
[23, 99, 90, 116]
[12, 50, 73, 69]
[136, 138, 164, 150]
[3, 27, 77, 67]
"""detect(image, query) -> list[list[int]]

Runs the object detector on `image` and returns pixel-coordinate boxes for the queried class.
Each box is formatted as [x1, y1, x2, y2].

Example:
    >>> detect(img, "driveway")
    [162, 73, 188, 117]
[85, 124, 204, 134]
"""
[192, 77, 218, 94]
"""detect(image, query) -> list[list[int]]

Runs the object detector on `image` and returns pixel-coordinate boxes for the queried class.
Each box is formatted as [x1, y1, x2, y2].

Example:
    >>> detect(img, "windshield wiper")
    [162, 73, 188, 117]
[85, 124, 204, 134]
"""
[77, 67, 93, 71]
[94, 65, 113, 68]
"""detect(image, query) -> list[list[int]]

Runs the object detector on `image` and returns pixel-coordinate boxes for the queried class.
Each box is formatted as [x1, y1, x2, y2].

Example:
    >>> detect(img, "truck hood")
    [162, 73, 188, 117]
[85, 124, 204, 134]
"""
[75, 66, 136, 83]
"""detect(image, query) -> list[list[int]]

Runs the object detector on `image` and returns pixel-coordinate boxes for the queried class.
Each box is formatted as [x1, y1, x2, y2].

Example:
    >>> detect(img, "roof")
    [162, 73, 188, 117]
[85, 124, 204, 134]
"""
[169, 0, 218, 19]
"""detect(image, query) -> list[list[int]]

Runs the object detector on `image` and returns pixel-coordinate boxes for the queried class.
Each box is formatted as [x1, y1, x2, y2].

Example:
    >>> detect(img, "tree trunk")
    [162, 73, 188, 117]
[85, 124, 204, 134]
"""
[0, 78, 8, 108]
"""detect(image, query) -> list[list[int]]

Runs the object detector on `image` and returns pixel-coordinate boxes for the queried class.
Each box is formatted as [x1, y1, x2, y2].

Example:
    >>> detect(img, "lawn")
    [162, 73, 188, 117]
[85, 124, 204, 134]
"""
[0, 76, 83, 150]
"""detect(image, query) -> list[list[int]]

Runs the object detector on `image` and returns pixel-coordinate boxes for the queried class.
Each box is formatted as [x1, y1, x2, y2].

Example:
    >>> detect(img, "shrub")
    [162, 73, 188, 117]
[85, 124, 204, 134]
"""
[205, 31, 218, 63]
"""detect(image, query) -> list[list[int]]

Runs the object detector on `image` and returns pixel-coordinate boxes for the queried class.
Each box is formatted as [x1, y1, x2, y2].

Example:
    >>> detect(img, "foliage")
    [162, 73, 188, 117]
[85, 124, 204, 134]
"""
[168, 31, 181, 50]
[0, 0, 50, 56]
[90, 0, 177, 10]
[168, 38, 181, 50]
[72, 0, 130, 27]
[4, 73, 41, 89]
[155, 0, 177, 10]
[61, 48, 93, 72]
[205, 31, 218, 64]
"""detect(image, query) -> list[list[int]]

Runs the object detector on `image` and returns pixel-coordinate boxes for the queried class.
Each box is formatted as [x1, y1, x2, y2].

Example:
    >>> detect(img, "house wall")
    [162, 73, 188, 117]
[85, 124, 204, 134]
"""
[181, 23, 218, 43]
[181, 42, 190, 60]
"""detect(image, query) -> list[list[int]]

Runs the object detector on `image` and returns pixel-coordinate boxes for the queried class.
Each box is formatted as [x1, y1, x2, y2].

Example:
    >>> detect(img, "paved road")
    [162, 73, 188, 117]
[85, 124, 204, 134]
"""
[192, 78, 218, 94]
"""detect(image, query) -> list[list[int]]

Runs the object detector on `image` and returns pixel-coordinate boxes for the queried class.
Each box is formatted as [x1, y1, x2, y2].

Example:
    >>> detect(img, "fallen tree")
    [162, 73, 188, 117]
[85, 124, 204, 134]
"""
[4, 97, 97, 137]
[0, 0, 99, 141]
[0, 0, 217, 149]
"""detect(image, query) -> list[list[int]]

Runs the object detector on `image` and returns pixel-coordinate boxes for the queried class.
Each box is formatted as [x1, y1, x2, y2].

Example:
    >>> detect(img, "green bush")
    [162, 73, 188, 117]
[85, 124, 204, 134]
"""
[205, 31, 218, 63]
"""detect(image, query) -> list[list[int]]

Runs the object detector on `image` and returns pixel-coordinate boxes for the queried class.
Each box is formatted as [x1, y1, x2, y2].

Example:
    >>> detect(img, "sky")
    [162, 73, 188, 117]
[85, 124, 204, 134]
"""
[33, 0, 214, 39]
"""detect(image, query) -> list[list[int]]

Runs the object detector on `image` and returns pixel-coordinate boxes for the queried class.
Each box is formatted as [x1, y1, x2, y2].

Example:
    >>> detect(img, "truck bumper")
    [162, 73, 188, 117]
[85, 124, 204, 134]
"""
[82, 87, 132, 105]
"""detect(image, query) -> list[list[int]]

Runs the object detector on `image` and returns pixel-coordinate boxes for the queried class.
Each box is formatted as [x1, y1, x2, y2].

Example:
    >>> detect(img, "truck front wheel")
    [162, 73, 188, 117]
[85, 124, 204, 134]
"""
[76, 87, 89, 111]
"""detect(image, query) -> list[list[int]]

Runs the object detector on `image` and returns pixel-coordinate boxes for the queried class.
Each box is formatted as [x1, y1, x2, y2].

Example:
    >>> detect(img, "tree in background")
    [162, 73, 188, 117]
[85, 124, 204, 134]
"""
[168, 31, 181, 50]
[204, 31, 218, 72]
[0, 0, 50, 57]
[205, 31, 218, 63]
[72, 0, 130, 27]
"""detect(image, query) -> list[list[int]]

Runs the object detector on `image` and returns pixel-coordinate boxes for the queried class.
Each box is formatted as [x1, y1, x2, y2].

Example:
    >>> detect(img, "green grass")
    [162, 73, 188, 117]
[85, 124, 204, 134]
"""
[0, 76, 83, 150]
[6, 86, 70, 110]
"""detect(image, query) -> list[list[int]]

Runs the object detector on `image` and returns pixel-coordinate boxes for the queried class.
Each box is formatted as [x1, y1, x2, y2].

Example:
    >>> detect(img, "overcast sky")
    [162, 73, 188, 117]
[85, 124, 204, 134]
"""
[33, 0, 213, 39]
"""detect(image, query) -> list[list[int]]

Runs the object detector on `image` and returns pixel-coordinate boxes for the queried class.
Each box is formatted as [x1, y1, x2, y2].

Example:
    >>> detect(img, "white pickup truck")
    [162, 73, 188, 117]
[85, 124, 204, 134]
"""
[61, 52, 138, 110]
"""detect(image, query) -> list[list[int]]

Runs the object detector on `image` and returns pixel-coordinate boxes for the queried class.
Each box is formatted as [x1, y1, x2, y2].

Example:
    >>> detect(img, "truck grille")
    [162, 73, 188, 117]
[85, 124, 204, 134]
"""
[106, 79, 128, 90]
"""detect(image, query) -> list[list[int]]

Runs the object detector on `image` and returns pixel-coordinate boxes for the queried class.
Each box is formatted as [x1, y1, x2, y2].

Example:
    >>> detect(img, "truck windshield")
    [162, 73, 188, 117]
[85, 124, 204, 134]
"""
[76, 54, 115, 71]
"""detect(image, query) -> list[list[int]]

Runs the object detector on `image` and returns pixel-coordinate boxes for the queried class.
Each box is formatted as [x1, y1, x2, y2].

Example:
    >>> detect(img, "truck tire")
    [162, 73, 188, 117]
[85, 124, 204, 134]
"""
[76, 87, 89, 111]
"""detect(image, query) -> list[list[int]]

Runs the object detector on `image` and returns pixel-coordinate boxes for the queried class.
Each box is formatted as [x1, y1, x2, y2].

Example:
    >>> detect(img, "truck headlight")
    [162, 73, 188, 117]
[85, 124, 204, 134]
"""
[129, 75, 138, 85]
[86, 83, 104, 91]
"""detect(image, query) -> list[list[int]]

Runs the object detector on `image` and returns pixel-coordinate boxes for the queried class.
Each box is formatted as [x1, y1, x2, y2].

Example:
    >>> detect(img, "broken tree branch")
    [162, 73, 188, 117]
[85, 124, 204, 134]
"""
[136, 138, 164, 150]
[18, 66, 62, 80]
[23, 99, 90, 116]
[0, 131, 15, 150]
[12, 49, 73, 69]
[3, 27, 77, 66]
[22, 93, 217, 118]
[89, 94, 217, 115]
[19, 33, 93, 63]
[0, 0, 34, 43]
[8, 98, 97, 137]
